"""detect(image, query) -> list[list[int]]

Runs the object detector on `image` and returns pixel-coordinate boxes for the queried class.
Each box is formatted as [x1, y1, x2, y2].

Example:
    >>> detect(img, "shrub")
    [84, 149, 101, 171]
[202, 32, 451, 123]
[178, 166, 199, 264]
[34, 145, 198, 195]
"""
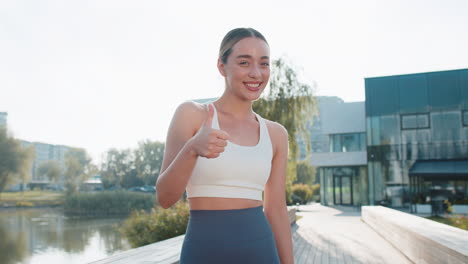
[64, 191, 155, 215]
[292, 184, 313, 204]
[16, 201, 33, 207]
[119, 201, 189, 247]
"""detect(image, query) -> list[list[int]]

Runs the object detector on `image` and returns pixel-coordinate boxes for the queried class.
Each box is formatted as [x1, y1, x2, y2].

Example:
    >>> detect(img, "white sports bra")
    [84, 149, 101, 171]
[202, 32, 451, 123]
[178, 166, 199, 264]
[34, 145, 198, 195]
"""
[186, 102, 273, 201]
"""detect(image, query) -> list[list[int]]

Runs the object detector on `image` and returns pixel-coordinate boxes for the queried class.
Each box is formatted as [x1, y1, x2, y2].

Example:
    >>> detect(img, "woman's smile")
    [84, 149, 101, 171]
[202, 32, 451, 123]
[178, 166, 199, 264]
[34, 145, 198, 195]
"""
[244, 82, 262, 91]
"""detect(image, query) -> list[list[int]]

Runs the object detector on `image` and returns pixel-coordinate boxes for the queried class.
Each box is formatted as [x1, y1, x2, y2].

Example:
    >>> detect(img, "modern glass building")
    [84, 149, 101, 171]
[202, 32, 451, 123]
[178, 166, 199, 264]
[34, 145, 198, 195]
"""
[365, 68, 468, 208]
[314, 69, 468, 209]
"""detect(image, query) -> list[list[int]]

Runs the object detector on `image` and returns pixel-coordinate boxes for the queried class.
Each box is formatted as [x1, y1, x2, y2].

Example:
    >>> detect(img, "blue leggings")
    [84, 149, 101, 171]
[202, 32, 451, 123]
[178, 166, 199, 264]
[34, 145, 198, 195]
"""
[180, 205, 280, 264]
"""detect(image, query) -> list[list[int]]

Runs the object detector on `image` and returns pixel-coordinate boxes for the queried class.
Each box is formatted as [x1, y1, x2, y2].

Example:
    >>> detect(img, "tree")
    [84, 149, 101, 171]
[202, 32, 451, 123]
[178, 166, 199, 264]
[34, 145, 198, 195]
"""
[253, 57, 318, 204]
[0, 128, 35, 194]
[134, 140, 165, 186]
[64, 148, 94, 195]
[295, 160, 316, 185]
[101, 148, 135, 188]
[38, 160, 62, 184]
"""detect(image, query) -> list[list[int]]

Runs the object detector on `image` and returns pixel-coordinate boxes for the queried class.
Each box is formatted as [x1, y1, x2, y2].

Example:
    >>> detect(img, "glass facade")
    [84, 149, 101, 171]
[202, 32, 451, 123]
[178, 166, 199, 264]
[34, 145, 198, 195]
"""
[366, 69, 468, 207]
[320, 166, 368, 206]
[330, 133, 366, 152]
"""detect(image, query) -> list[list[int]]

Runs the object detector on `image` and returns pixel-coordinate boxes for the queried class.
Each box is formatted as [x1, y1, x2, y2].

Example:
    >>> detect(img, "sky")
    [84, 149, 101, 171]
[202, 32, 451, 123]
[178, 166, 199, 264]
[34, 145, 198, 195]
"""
[1, 0, 468, 164]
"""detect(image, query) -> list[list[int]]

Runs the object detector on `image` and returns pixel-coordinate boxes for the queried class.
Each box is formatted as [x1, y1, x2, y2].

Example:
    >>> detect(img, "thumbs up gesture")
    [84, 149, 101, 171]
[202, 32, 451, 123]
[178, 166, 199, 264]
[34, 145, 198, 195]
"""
[190, 104, 230, 159]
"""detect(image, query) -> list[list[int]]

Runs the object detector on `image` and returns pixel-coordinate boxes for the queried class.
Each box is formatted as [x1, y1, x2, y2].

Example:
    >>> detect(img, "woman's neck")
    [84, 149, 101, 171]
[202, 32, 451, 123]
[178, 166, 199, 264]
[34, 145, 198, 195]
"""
[214, 94, 254, 121]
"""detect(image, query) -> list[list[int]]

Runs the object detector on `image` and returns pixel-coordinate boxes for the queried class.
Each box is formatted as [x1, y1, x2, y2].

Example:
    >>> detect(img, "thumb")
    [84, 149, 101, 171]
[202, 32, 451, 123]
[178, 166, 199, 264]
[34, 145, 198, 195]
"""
[203, 104, 214, 127]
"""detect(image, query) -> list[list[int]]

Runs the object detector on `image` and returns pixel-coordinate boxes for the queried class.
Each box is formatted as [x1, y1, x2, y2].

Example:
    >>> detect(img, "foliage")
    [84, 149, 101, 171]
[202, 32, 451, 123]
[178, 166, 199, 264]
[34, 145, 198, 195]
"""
[64, 148, 95, 195]
[253, 57, 317, 204]
[453, 198, 468, 205]
[134, 140, 165, 186]
[292, 183, 313, 204]
[295, 160, 316, 185]
[310, 183, 320, 197]
[119, 201, 189, 247]
[38, 160, 62, 183]
[101, 148, 135, 189]
[15, 201, 34, 207]
[101, 140, 165, 189]
[0, 128, 35, 194]
[64, 191, 155, 215]
[285, 160, 297, 205]
[426, 215, 468, 231]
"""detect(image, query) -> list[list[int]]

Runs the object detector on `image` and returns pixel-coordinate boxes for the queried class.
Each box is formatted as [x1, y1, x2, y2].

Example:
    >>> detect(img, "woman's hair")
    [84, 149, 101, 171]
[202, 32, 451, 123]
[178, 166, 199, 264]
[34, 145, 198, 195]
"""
[219, 28, 268, 64]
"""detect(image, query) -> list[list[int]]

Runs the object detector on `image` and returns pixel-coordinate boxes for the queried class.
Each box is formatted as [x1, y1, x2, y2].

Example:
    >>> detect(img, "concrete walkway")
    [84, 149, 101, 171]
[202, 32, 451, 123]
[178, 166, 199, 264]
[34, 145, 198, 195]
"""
[292, 203, 412, 264]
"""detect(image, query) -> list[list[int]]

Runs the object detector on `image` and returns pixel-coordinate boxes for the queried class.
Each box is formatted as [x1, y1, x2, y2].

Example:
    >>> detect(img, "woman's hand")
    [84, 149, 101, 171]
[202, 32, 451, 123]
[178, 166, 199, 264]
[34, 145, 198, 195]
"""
[189, 104, 229, 159]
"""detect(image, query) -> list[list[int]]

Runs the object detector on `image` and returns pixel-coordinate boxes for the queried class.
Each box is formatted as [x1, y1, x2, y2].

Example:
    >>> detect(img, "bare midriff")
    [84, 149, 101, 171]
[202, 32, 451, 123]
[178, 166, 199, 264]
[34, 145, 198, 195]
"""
[188, 197, 263, 210]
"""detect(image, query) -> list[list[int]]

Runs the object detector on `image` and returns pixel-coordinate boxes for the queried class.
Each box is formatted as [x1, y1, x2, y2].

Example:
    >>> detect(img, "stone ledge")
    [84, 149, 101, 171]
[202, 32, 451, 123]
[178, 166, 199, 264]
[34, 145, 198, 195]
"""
[362, 206, 468, 264]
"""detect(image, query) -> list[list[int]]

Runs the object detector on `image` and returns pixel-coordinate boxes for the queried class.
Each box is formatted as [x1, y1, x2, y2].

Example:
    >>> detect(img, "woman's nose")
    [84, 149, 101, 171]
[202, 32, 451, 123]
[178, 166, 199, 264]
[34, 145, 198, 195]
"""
[248, 65, 261, 78]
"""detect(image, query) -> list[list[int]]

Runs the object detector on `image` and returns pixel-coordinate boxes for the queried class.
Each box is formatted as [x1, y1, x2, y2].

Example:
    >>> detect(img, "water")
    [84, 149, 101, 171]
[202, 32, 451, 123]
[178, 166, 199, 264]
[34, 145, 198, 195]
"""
[0, 208, 131, 264]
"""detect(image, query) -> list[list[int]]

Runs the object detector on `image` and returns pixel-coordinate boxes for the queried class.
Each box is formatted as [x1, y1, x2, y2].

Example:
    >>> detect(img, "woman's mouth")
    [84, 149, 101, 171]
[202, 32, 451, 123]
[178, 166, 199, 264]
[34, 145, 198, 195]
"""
[244, 82, 262, 92]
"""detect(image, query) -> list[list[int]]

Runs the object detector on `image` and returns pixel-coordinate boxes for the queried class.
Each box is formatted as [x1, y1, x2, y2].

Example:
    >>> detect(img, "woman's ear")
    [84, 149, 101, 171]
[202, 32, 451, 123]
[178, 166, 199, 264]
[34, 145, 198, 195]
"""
[217, 58, 226, 77]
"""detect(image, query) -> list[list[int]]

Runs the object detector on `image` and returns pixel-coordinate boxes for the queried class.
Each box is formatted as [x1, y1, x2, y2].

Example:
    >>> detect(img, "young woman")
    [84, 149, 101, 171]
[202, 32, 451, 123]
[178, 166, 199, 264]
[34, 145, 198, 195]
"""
[156, 27, 294, 264]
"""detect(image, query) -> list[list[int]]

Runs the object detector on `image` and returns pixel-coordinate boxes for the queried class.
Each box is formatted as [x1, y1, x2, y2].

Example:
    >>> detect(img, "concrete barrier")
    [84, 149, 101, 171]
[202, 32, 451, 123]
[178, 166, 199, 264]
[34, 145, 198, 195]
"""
[362, 206, 468, 264]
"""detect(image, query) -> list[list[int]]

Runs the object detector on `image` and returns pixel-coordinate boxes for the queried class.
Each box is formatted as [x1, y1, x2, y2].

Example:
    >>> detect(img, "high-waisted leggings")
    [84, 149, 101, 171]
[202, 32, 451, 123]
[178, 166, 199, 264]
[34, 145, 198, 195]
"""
[179, 205, 280, 264]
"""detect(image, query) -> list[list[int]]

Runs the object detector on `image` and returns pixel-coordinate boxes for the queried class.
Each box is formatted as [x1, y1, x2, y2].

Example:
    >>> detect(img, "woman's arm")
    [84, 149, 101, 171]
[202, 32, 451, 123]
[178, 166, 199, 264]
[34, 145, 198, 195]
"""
[264, 121, 294, 264]
[156, 102, 228, 209]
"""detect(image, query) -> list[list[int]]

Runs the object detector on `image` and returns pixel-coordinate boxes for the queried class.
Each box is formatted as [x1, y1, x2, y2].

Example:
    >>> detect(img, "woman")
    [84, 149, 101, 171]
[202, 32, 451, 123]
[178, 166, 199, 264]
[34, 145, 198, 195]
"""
[156, 27, 294, 264]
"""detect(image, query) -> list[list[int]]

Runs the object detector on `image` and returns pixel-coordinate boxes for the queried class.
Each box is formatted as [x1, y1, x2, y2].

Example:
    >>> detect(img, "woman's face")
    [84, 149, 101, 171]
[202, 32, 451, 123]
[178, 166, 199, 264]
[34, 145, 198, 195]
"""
[218, 37, 270, 101]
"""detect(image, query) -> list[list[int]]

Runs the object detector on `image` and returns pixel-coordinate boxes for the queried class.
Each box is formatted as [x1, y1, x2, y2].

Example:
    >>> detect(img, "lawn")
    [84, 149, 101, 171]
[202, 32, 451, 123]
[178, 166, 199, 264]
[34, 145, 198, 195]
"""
[426, 215, 468, 231]
[0, 190, 65, 207]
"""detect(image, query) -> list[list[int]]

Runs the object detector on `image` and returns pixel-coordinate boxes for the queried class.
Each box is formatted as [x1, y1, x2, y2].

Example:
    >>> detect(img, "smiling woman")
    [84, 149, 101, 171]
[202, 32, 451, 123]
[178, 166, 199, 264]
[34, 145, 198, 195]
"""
[156, 27, 294, 264]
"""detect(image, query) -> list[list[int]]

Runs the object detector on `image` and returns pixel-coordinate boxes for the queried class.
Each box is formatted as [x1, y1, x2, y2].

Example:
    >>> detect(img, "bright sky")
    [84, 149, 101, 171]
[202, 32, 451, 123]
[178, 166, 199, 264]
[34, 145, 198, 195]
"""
[1, 0, 467, 164]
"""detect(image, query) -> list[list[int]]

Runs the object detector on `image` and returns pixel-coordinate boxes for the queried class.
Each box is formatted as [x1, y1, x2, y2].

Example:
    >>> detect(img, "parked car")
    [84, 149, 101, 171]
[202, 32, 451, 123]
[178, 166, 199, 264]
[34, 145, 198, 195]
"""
[128, 186, 145, 192]
[141, 185, 156, 193]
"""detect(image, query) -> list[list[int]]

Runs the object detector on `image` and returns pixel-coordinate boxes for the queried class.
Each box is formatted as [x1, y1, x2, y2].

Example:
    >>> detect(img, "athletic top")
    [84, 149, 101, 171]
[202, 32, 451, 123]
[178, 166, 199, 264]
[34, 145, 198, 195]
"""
[186, 102, 273, 201]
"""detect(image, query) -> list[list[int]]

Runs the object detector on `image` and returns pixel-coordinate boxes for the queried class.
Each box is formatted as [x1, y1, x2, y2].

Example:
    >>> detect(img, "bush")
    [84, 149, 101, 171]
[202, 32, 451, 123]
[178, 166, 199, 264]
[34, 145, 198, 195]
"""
[16, 201, 33, 207]
[119, 201, 189, 247]
[64, 191, 155, 215]
[292, 184, 313, 204]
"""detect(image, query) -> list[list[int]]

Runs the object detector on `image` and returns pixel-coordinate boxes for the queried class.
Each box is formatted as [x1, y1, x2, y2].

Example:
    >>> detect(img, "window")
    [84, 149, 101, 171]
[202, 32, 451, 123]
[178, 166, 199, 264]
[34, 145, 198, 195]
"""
[401, 113, 430, 129]
[330, 133, 366, 152]
[463, 110, 468, 126]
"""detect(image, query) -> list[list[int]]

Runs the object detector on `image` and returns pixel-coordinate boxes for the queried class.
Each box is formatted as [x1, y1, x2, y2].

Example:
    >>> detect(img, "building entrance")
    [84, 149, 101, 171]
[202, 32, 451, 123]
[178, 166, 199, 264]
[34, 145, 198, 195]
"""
[333, 175, 353, 205]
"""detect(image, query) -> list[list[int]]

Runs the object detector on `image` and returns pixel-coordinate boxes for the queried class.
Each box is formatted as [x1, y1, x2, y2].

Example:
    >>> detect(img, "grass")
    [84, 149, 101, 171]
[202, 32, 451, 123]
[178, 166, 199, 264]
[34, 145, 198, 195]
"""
[426, 215, 468, 231]
[0, 190, 65, 207]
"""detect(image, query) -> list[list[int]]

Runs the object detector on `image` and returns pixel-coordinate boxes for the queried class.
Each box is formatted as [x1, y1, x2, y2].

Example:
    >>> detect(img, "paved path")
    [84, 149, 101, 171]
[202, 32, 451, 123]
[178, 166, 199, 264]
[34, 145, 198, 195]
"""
[292, 203, 412, 264]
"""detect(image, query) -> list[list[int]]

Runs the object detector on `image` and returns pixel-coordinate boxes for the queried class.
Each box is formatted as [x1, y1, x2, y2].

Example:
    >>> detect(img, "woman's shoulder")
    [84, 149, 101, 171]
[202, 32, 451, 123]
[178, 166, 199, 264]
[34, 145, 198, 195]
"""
[174, 101, 209, 118]
[262, 118, 288, 142]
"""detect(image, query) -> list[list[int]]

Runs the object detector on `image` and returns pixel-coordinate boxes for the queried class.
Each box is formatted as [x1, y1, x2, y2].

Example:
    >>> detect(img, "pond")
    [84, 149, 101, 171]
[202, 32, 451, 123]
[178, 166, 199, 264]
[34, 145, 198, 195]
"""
[0, 208, 131, 264]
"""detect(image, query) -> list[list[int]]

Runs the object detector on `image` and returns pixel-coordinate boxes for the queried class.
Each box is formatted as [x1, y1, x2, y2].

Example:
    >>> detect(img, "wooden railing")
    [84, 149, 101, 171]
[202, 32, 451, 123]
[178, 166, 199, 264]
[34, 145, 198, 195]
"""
[91, 207, 297, 264]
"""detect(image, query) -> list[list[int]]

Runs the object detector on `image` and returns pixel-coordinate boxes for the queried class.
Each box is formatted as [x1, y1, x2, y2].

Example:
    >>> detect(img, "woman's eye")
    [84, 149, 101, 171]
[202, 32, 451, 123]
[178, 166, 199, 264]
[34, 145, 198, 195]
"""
[239, 61, 249, 66]
[262, 62, 270, 66]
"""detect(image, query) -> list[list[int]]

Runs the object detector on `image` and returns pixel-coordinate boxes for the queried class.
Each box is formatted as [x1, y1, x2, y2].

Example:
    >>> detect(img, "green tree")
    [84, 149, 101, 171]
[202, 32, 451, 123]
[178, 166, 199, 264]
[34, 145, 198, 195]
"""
[101, 148, 136, 188]
[134, 140, 165, 186]
[253, 57, 317, 204]
[0, 128, 35, 195]
[295, 160, 316, 185]
[64, 148, 93, 195]
[38, 160, 62, 184]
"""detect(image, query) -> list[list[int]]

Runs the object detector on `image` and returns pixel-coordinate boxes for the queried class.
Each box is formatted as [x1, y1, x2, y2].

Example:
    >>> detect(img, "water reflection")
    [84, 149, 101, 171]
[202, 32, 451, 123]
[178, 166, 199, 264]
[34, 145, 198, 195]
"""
[0, 208, 130, 264]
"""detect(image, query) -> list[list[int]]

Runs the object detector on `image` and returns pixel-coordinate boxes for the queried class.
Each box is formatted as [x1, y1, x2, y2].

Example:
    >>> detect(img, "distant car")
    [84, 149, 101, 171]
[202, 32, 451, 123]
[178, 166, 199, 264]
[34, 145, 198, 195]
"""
[128, 186, 145, 192]
[141, 185, 156, 193]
